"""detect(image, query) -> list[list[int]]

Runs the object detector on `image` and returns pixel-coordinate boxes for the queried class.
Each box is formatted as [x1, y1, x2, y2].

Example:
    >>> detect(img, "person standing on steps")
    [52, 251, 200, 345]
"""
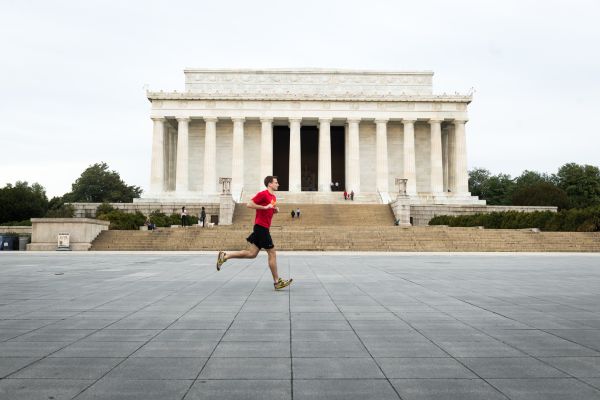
[181, 206, 188, 227]
[200, 206, 206, 227]
[216, 176, 293, 291]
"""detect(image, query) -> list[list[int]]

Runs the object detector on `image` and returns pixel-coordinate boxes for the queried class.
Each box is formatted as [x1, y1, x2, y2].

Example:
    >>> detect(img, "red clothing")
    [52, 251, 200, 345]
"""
[252, 190, 277, 229]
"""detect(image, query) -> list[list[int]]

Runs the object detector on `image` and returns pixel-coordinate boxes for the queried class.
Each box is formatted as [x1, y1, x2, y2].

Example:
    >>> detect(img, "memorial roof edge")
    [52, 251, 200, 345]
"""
[183, 68, 434, 76]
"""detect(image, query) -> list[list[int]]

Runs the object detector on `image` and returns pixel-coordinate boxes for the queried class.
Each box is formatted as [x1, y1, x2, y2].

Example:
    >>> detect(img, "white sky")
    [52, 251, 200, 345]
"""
[1, 0, 599, 198]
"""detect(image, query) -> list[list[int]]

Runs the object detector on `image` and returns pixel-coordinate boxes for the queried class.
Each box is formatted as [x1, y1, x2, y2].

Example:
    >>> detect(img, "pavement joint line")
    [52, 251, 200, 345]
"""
[67, 256, 256, 399]
[306, 257, 405, 400]
[181, 256, 268, 400]
[0, 259, 220, 379]
[4, 251, 600, 256]
[346, 268, 516, 399]
[366, 262, 600, 396]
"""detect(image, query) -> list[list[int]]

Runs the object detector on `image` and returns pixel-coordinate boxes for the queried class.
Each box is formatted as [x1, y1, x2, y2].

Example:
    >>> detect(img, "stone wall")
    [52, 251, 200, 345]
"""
[70, 202, 220, 221]
[28, 218, 109, 251]
[0, 226, 32, 235]
[410, 204, 558, 226]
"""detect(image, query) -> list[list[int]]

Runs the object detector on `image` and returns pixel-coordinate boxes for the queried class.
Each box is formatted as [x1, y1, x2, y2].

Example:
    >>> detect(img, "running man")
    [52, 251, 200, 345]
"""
[216, 176, 292, 290]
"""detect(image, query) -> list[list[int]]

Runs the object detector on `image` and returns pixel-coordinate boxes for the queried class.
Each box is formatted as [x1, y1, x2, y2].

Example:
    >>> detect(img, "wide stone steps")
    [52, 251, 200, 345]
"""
[90, 226, 600, 252]
[233, 203, 396, 227]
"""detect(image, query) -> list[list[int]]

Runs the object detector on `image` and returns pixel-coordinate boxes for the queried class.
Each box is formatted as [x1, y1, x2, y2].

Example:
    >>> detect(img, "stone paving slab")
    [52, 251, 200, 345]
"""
[1, 252, 600, 399]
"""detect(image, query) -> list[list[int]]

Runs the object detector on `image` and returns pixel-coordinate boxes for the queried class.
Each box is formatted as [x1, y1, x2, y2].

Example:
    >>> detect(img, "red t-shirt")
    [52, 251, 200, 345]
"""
[252, 190, 277, 229]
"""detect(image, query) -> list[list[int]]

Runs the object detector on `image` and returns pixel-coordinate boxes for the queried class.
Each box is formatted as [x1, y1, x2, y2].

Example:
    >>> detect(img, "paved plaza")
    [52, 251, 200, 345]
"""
[0, 252, 600, 399]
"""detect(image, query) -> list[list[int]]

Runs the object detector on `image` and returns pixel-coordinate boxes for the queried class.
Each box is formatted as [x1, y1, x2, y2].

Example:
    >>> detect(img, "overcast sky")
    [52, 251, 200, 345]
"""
[1, 0, 599, 198]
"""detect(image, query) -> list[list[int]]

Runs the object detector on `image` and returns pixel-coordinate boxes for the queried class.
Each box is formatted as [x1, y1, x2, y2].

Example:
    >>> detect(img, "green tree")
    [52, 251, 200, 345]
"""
[468, 168, 491, 198]
[514, 170, 554, 189]
[63, 162, 142, 203]
[468, 168, 514, 205]
[0, 181, 49, 224]
[554, 163, 600, 208]
[511, 182, 571, 210]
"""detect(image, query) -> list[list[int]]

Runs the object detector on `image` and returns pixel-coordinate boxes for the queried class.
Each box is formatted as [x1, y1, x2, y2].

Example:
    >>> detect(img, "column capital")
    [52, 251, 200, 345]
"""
[151, 116, 166, 122]
[204, 117, 218, 123]
[176, 116, 190, 123]
[429, 118, 443, 124]
[289, 117, 302, 123]
[453, 119, 468, 124]
[347, 118, 361, 124]
[318, 117, 332, 124]
[260, 117, 273, 124]
[401, 119, 416, 125]
[375, 118, 389, 125]
[232, 117, 245, 123]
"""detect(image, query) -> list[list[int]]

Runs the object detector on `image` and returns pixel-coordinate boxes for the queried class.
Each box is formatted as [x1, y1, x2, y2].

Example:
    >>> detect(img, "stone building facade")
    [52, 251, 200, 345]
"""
[137, 68, 483, 206]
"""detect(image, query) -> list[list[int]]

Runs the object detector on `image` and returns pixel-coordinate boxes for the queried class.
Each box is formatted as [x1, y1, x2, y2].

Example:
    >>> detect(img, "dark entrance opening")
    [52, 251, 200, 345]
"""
[330, 126, 345, 191]
[272, 126, 290, 191]
[301, 126, 318, 191]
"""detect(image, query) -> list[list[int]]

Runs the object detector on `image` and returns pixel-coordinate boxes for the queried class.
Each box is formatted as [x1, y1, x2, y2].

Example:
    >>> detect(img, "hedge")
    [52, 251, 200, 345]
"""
[429, 207, 600, 232]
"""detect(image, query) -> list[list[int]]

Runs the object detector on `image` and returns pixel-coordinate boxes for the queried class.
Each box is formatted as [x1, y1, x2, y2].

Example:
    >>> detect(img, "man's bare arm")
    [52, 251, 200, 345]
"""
[247, 200, 273, 210]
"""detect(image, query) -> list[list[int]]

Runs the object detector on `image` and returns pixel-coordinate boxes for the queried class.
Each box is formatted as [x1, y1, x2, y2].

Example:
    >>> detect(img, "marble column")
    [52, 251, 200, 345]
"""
[442, 127, 449, 192]
[289, 118, 302, 192]
[175, 117, 190, 192]
[453, 119, 469, 194]
[447, 124, 456, 193]
[375, 118, 389, 193]
[150, 117, 166, 194]
[203, 117, 217, 193]
[318, 118, 332, 192]
[168, 128, 176, 191]
[347, 119, 361, 193]
[260, 118, 273, 187]
[231, 117, 245, 196]
[429, 119, 444, 194]
[402, 119, 417, 195]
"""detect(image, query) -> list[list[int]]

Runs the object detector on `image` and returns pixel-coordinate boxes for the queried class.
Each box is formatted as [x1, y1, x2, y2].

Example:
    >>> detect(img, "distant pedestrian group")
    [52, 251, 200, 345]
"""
[343, 190, 355, 201]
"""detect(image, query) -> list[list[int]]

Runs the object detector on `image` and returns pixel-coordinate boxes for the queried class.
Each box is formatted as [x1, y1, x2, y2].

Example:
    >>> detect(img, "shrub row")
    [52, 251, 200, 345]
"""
[96, 204, 199, 230]
[429, 207, 600, 232]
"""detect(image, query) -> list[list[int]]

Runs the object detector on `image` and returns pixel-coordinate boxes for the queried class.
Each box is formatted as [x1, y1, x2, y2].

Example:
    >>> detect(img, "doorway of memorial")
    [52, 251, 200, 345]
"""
[301, 126, 318, 191]
[330, 126, 345, 191]
[272, 125, 290, 191]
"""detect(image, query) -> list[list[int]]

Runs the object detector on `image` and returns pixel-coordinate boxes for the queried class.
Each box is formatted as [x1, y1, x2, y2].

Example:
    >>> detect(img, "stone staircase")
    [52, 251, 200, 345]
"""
[90, 201, 600, 252]
[233, 203, 396, 227]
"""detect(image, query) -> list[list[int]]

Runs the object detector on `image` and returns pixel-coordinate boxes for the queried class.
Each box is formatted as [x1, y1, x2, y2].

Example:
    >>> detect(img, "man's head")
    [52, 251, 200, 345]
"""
[264, 176, 279, 191]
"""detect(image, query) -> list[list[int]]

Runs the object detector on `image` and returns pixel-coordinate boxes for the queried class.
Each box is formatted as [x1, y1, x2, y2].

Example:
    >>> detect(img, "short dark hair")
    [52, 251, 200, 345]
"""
[264, 176, 278, 187]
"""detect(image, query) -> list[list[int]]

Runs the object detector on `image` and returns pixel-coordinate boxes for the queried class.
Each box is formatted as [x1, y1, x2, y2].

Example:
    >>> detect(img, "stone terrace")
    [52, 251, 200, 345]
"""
[1, 253, 600, 400]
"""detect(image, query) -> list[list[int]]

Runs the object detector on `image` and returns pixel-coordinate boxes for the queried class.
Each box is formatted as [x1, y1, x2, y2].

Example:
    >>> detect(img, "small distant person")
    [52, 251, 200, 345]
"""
[181, 206, 188, 227]
[330, 182, 334, 191]
[343, 190, 348, 200]
[350, 190, 354, 201]
[296, 208, 301, 218]
[144, 218, 155, 231]
[291, 210, 295, 219]
[335, 182, 339, 191]
[216, 176, 293, 291]
[200, 206, 206, 227]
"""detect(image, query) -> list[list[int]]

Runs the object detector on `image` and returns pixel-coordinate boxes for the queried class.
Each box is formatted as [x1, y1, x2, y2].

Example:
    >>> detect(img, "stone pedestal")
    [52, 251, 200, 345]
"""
[218, 194, 235, 225]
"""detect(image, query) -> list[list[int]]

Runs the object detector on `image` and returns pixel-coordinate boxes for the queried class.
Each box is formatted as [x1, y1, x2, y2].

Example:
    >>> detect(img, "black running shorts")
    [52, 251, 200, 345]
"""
[246, 224, 274, 250]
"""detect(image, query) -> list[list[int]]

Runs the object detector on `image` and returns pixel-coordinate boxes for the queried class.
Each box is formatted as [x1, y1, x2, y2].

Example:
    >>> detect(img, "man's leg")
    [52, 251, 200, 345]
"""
[224, 245, 259, 261]
[265, 248, 279, 283]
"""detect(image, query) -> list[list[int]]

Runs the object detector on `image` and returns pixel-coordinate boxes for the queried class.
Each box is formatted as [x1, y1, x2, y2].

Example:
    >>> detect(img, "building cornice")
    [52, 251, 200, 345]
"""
[146, 92, 472, 103]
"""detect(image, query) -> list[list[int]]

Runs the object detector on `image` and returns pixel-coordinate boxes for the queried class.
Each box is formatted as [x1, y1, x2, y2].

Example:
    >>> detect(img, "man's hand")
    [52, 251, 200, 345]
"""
[264, 203, 274, 210]
[273, 206, 279, 213]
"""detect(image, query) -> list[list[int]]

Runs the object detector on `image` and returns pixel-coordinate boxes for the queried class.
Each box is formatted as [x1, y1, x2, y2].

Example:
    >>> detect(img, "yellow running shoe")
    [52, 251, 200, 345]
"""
[274, 278, 293, 290]
[216, 251, 226, 271]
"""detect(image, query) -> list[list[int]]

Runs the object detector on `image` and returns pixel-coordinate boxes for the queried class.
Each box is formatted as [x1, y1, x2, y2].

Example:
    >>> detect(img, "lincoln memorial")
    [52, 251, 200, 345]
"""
[137, 68, 483, 206]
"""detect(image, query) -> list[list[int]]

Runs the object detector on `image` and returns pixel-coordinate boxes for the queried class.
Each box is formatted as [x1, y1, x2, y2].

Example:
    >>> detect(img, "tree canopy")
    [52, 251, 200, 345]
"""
[0, 181, 48, 224]
[63, 162, 142, 203]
